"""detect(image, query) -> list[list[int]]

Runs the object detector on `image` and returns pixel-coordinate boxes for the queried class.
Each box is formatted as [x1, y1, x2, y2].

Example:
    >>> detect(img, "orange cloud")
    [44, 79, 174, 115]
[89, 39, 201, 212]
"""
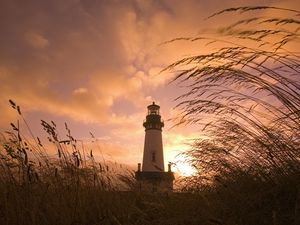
[0, 0, 297, 171]
[24, 32, 49, 49]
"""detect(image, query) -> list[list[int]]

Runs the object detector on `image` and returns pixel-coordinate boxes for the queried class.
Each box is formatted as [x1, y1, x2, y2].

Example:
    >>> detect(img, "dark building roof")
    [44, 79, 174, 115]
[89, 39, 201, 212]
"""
[135, 171, 174, 181]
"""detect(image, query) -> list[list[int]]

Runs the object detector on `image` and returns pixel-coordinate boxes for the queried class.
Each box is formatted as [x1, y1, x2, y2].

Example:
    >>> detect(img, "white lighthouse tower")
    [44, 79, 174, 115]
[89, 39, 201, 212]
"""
[142, 102, 165, 171]
[136, 102, 174, 192]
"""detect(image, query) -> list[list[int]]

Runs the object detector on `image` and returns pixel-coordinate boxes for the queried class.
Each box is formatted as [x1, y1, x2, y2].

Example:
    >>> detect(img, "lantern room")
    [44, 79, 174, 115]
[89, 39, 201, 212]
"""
[147, 102, 160, 115]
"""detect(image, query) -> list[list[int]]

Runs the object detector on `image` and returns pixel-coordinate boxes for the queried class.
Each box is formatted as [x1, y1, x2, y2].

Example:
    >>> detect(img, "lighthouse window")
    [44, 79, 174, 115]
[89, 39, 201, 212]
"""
[151, 152, 156, 162]
[148, 108, 159, 115]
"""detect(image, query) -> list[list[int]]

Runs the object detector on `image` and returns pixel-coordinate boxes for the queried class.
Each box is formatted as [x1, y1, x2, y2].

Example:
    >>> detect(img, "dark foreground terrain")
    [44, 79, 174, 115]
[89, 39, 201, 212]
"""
[0, 171, 299, 225]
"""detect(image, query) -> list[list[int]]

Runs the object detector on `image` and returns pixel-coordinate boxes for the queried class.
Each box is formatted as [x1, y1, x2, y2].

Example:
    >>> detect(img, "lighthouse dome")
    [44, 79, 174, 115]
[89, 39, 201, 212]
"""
[143, 102, 164, 131]
[147, 102, 160, 115]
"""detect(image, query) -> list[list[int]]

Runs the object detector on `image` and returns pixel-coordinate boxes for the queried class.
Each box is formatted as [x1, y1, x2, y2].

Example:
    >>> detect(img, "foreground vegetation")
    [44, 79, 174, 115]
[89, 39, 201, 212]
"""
[168, 5, 300, 225]
[0, 111, 298, 225]
[0, 6, 299, 225]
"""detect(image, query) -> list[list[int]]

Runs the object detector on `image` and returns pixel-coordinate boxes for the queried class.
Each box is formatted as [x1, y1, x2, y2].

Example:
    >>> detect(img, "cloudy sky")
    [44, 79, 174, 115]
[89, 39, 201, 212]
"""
[0, 0, 297, 175]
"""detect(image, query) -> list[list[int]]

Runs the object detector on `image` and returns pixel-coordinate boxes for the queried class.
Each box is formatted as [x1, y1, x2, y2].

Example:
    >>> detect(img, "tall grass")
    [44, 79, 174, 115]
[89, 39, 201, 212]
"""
[0, 100, 210, 225]
[1, 6, 300, 225]
[0, 100, 138, 225]
[165, 6, 300, 224]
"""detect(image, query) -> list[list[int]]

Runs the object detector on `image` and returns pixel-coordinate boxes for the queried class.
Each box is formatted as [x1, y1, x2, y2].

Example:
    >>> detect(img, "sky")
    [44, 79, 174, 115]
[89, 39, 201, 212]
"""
[0, 0, 298, 175]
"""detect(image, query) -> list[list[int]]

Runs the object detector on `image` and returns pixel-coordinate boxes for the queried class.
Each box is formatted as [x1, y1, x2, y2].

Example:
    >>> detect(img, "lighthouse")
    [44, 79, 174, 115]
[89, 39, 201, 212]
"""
[135, 102, 174, 192]
[142, 102, 165, 171]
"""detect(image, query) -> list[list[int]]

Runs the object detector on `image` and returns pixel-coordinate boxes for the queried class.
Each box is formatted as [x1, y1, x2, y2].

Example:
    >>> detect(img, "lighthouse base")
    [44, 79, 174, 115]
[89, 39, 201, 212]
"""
[135, 171, 174, 193]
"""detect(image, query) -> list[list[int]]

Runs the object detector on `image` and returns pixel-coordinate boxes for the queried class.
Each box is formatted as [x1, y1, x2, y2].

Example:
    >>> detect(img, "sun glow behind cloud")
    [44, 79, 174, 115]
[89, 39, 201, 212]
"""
[162, 130, 201, 176]
[0, 0, 298, 176]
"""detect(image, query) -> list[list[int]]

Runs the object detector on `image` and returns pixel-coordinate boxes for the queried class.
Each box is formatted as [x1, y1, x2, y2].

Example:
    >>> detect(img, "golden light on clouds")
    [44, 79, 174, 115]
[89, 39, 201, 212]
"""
[0, 0, 298, 176]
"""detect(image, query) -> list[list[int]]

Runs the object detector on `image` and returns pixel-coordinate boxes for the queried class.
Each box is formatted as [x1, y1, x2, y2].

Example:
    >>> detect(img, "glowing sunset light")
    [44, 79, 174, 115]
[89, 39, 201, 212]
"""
[174, 158, 196, 177]
[0, 0, 298, 178]
[0, 1, 299, 223]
